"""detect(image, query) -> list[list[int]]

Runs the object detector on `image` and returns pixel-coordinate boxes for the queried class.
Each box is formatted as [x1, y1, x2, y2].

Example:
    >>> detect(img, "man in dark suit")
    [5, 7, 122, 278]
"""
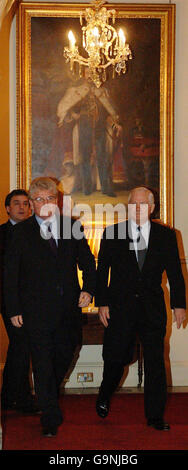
[0, 189, 38, 413]
[95, 186, 186, 430]
[4, 177, 96, 437]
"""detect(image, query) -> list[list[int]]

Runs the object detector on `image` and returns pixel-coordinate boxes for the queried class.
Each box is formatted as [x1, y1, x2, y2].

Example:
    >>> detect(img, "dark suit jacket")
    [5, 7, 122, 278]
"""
[4, 215, 96, 338]
[95, 220, 186, 361]
[0, 220, 15, 312]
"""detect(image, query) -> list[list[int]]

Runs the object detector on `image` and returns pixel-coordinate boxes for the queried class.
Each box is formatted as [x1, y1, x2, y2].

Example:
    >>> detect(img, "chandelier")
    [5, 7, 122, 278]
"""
[64, 0, 132, 88]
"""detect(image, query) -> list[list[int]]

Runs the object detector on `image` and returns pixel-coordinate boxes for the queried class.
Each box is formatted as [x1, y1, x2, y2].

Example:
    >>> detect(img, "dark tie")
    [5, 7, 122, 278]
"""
[47, 223, 58, 256]
[137, 225, 147, 271]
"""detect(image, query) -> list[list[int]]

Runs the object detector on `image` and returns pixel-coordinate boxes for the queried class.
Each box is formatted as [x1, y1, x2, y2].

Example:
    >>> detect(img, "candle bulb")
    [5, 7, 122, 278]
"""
[83, 32, 86, 48]
[118, 29, 125, 48]
[68, 31, 76, 51]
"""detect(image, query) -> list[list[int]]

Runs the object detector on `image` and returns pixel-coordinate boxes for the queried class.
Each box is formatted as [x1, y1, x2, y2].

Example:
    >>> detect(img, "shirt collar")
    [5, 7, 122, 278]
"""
[130, 218, 151, 244]
[35, 214, 56, 226]
[35, 214, 59, 242]
[130, 218, 150, 231]
[9, 218, 17, 225]
[35, 214, 44, 226]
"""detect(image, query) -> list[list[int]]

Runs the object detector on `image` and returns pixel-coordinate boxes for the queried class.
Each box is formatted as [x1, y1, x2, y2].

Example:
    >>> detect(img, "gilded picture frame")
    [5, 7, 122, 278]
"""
[17, 2, 175, 255]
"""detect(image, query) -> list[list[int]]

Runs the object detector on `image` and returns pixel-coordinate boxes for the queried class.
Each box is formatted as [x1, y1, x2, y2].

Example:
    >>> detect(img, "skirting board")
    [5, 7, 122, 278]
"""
[64, 361, 140, 389]
[64, 360, 188, 389]
[1, 359, 188, 392]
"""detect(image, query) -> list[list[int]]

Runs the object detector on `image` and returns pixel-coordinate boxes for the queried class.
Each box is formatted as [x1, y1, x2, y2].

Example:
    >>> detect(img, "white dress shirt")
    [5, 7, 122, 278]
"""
[9, 218, 17, 225]
[35, 214, 59, 245]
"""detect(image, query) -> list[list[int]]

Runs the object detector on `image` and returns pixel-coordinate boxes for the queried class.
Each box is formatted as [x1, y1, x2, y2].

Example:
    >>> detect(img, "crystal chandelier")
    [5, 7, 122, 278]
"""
[64, 0, 132, 88]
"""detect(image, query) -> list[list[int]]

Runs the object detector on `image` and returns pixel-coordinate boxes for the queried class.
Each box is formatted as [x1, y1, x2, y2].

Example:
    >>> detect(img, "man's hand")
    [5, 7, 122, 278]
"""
[98, 306, 110, 328]
[78, 291, 92, 308]
[11, 315, 23, 328]
[173, 308, 186, 329]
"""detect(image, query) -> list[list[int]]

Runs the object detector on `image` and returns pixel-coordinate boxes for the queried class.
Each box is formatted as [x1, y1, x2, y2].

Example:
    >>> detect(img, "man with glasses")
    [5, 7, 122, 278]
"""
[4, 177, 96, 437]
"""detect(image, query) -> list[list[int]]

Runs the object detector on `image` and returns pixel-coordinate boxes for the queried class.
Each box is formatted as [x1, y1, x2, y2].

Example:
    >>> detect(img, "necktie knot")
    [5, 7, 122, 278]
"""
[136, 225, 142, 243]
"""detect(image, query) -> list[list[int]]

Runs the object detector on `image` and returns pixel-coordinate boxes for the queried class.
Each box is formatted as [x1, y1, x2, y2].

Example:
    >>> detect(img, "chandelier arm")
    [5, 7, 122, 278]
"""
[64, 51, 89, 67]
[95, 59, 120, 70]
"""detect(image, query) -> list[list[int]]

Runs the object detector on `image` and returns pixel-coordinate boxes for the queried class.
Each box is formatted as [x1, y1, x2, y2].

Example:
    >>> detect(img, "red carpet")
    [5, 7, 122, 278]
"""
[2, 393, 188, 451]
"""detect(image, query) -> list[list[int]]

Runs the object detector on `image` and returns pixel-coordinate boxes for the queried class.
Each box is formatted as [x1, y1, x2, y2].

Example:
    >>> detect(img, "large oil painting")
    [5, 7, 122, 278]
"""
[17, 3, 175, 237]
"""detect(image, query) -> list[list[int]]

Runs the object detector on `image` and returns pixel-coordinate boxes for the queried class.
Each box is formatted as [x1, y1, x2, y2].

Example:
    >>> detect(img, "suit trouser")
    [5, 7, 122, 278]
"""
[1, 312, 31, 407]
[27, 320, 75, 427]
[100, 299, 167, 421]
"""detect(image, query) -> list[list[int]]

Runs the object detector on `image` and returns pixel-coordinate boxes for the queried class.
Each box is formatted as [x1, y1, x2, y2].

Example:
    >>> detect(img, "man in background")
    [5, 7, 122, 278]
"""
[0, 189, 38, 413]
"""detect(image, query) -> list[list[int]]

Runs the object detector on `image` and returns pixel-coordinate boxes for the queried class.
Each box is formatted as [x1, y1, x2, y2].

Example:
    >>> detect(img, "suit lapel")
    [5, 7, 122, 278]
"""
[58, 215, 65, 253]
[141, 221, 156, 272]
[29, 215, 58, 258]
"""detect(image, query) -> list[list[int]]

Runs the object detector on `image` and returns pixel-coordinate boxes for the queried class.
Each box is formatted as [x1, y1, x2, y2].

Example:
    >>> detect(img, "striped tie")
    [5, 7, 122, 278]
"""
[47, 223, 58, 256]
[137, 225, 147, 270]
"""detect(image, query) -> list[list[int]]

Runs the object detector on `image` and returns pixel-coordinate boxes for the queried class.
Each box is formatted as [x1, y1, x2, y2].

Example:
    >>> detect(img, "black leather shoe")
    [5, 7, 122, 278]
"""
[147, 419, 170, 431]
[96, 396, 110, 418]
[42, 425, 58, 437]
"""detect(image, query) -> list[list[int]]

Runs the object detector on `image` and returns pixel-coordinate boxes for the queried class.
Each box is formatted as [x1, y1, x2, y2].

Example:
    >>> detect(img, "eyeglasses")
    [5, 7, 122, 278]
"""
[32, 196, 56, 204]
